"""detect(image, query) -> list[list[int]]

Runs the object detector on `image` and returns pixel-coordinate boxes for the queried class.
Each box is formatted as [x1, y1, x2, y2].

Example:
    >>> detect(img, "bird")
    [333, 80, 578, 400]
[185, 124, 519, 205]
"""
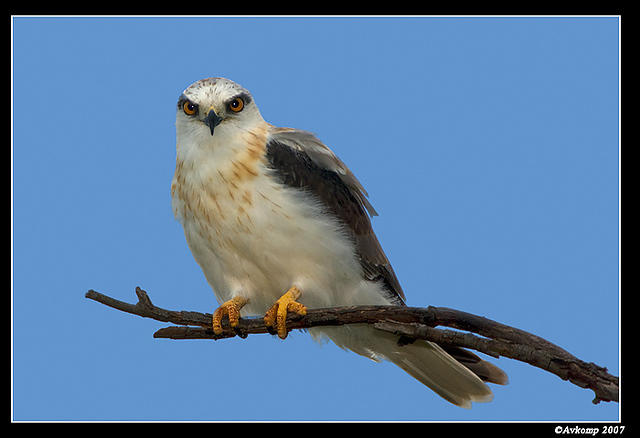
[171, 77, 508, 408]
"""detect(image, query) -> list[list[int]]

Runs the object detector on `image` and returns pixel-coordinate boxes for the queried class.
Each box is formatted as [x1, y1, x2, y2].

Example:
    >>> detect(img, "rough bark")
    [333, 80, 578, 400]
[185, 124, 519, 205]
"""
[85, 287, 619, 405]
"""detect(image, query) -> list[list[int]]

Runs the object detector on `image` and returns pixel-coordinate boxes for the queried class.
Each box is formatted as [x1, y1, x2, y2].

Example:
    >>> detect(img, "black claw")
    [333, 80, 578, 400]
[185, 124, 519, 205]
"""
[233, 326, 248, 339]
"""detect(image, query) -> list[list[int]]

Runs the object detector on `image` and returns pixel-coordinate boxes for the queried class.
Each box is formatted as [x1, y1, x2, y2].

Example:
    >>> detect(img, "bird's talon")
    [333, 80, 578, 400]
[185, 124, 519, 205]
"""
[212, 296, 248, 335]
[264, 286, 307, 340]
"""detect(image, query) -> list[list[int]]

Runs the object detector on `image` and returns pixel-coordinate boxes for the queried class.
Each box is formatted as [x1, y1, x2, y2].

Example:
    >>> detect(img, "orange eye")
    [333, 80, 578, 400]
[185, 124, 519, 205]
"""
[228, 97, 244, 113]
[183, 101, 197, 116]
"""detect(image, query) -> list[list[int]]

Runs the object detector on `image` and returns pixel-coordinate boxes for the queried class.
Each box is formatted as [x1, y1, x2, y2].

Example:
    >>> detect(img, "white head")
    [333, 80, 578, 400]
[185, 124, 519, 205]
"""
[176, 77, 264, 153]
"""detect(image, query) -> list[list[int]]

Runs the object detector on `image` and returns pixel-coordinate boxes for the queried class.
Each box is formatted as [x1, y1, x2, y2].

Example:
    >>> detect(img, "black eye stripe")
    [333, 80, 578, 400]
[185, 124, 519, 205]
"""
[178, 95, 199, 116]
[177, 94, 189, 109]
[225, 92, 252, 109]
[177, 91, 252, 115]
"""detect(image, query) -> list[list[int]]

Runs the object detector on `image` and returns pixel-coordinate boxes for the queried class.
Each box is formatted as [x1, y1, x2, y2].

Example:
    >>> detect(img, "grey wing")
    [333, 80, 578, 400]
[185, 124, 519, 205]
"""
[266, 127, 405, 305]
[269, 128, 378, 216]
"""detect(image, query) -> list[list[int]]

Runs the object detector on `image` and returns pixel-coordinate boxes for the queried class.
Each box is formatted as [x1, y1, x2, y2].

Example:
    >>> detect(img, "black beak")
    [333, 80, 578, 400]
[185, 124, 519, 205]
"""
[204, 109, 222, 136]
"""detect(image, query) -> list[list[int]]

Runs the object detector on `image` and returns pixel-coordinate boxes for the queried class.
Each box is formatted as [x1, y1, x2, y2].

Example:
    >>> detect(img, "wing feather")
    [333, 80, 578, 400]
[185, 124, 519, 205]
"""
[265, 127, 405, 304]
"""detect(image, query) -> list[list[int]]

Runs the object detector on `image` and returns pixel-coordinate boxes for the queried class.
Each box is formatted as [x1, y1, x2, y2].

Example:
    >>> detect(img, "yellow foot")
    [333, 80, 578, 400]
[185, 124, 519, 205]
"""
[212, 296, 249, 335]
[264, 286, 307, 340]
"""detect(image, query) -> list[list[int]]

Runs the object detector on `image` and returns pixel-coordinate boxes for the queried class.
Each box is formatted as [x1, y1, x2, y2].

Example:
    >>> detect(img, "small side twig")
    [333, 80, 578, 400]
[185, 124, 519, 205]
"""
[85, 287, 619, 405]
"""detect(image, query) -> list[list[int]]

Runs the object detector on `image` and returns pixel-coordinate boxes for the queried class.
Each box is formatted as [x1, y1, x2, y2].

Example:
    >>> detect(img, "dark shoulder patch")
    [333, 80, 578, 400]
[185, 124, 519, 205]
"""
[264, 139, 405, 305]
[265, 140, 370, 234]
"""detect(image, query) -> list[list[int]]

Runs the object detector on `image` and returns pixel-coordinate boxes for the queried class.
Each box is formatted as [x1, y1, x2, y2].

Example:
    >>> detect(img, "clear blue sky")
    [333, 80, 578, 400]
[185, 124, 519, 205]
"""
[12, 16, 619, 421]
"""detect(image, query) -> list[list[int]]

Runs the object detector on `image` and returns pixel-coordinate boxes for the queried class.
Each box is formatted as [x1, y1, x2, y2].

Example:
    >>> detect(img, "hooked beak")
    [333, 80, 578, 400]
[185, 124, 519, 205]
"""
[204, 109, 222, 136]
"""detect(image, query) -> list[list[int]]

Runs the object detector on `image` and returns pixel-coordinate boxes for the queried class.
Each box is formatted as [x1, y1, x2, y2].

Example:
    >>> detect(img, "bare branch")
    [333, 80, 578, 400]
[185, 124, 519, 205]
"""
[85, 287, 619, 405]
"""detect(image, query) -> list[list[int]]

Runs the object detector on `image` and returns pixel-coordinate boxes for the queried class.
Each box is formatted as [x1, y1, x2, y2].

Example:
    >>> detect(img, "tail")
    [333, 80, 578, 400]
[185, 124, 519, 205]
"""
[310, 325, 508, 409]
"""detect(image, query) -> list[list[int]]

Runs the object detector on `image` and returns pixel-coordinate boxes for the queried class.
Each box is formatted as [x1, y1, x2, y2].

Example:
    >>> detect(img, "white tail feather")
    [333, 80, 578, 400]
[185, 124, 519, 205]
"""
[310, 325, 494, 408]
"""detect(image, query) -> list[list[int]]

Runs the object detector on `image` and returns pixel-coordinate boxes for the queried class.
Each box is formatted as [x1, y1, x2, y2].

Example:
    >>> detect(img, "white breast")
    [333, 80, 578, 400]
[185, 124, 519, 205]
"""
[171, 124, 391, 317]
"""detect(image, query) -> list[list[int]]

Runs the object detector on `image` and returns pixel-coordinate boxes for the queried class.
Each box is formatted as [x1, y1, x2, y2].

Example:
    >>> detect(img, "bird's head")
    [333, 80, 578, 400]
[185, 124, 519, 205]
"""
[176, 77, 263, 143]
